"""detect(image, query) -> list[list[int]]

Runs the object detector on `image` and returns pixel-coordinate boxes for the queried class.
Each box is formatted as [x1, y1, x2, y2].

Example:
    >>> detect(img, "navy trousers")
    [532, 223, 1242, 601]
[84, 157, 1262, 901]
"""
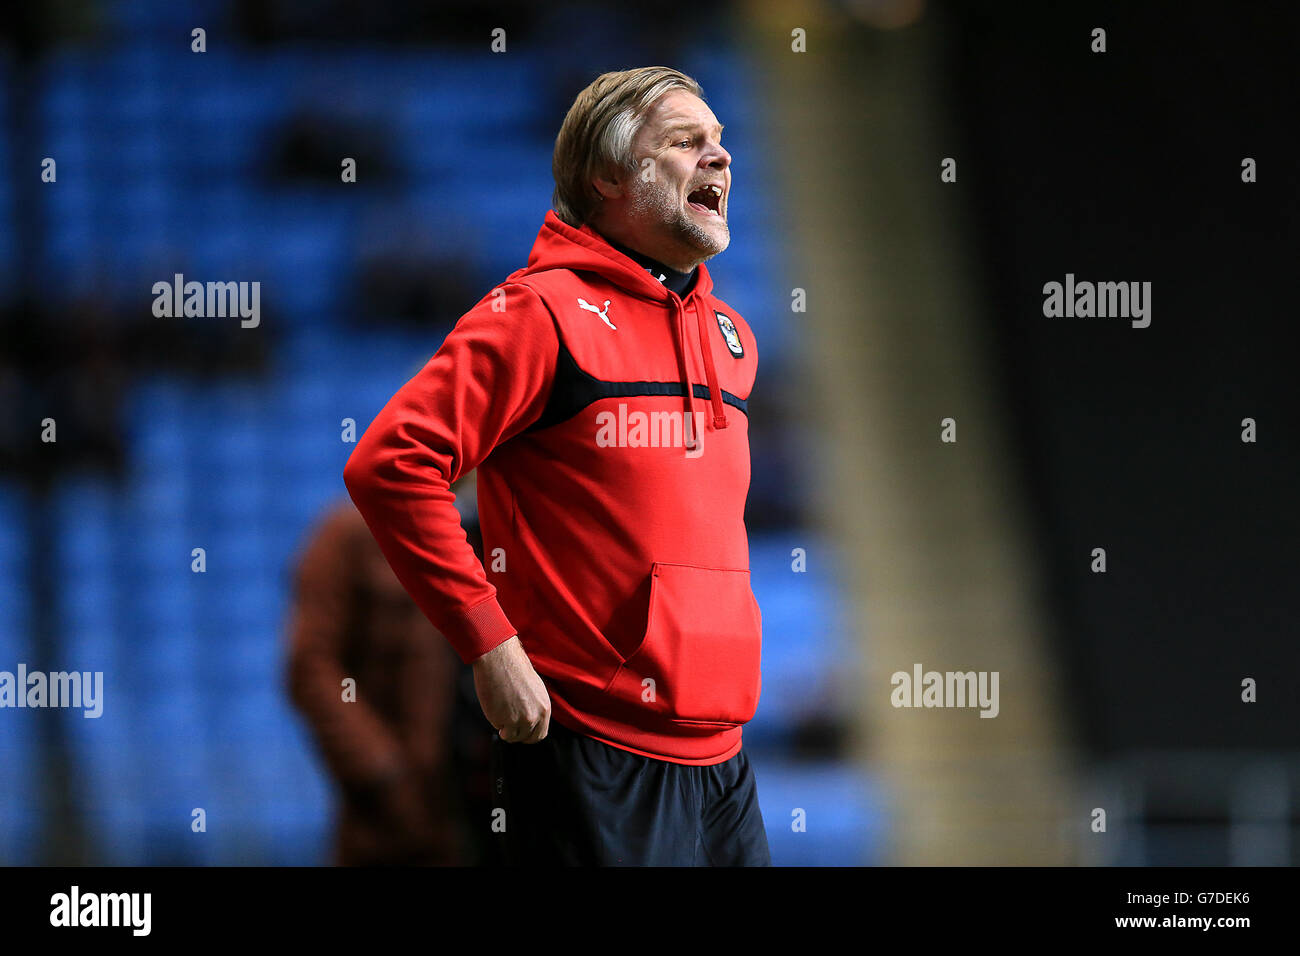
[490, 720, 771, 866]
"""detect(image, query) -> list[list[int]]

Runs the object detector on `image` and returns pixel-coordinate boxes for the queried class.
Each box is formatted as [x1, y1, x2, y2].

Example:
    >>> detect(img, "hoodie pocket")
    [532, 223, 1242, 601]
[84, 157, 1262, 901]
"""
[612, 561, 762, 726]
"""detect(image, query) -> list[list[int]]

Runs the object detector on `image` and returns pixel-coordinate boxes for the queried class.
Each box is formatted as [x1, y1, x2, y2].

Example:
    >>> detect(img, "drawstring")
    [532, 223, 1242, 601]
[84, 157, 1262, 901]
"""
[692, 298, 729, 430]
[673, 298, 699, 453]
[673, 294, 730, 454]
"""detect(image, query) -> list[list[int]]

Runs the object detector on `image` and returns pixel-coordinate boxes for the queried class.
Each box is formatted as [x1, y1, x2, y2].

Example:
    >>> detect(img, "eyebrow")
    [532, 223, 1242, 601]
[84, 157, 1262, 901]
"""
[661, 121, 724, 141]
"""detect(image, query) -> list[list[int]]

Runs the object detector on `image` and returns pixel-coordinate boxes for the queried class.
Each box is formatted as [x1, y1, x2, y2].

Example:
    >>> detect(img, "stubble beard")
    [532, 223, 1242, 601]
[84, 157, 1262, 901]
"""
[628, 173, 729, 268]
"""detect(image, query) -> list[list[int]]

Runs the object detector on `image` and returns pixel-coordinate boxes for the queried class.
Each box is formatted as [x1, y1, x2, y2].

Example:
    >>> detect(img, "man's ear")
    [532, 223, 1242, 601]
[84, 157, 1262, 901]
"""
[592, 169, 625, 202]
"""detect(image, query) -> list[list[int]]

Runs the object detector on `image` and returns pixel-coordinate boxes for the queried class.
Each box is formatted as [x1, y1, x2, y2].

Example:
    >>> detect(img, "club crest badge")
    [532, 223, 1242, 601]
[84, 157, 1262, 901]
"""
[715, 311, 743, 358]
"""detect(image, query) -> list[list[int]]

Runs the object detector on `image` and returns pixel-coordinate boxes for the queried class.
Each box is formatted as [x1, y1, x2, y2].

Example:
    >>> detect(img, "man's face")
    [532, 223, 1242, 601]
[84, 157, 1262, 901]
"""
[599, 90, 731, 272]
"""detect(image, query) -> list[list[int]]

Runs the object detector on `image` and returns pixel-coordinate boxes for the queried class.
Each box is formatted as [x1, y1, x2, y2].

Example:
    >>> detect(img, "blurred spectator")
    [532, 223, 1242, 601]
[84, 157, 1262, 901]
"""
[0, 302, 127, 482]
[233, 0, 542, 45]
[286, 474, 496, 865]
[353, 242, 485, 329]
[267, 108, 396, 185]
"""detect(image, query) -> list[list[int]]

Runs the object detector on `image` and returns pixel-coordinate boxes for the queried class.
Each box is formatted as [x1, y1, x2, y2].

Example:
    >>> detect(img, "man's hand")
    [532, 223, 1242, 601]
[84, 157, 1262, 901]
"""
[472, 635, 551, 743]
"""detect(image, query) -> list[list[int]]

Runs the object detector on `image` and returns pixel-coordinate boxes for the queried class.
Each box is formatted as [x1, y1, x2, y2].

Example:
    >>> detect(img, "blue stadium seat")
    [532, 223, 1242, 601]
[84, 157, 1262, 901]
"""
[745, 534, 852, 747]
[0, 484, 36, 862]
[131, 421, 187, 469]
[60, 574, 116, 627]
[751, 759, 885, 865]
[59, 622, 118, 675]
[125, 471, 189, 529]
[129, 582, 197, 634]
[0, 484, 26, 571]
[186, 526, 275, 586]
[0, 709, 41, 864]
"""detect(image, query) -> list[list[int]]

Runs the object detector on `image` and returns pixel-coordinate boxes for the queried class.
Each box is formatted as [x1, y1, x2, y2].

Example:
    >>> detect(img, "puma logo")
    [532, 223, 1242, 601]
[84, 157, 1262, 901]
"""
[577, 297, 616, 330]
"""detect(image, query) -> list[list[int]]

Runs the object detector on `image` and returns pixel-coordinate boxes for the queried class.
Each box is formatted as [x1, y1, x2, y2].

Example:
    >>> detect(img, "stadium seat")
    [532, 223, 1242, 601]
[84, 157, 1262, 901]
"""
[751, 758, 885, 865]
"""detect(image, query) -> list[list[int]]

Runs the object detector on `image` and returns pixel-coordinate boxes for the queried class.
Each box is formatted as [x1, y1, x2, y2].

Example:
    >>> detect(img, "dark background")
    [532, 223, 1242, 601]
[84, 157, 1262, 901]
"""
[945, 2, 1298, 753]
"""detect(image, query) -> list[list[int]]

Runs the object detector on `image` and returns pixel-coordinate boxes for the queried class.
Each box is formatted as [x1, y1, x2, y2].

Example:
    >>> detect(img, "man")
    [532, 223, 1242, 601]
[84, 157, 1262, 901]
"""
[286, 481, 493, 866]
[344, 66, 769, 865]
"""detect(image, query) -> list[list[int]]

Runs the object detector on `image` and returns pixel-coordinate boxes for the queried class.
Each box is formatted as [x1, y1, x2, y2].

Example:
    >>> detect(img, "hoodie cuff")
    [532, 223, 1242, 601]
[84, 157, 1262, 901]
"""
[445, 596, 518, 664]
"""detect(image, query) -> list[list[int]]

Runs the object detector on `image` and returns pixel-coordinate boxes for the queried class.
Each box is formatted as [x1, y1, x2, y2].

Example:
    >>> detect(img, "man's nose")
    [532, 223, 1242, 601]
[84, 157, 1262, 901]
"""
[701, 140, 730, 170]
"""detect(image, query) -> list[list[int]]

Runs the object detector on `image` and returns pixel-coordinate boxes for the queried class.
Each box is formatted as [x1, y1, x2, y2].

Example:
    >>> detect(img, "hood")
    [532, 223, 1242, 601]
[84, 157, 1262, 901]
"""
[514, 210, 716, 302]
[509, 210, 730, 446]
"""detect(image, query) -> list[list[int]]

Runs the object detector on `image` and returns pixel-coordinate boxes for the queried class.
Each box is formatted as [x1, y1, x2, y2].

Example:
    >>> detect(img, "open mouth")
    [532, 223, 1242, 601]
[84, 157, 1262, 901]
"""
[686, 183, 723, 217]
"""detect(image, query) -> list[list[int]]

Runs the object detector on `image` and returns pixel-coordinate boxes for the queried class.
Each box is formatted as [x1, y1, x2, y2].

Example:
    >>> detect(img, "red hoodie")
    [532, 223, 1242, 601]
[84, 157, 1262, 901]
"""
[344, 210, 761, 765]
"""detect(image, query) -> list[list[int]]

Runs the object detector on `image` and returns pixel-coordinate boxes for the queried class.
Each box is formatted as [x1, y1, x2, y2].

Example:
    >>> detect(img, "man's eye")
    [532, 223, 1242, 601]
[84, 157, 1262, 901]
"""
[677, 140, 692, 148]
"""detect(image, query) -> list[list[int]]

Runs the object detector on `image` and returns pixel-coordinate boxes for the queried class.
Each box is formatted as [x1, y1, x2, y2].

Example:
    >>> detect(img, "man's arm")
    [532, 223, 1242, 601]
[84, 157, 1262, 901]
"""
[343, 283, 557, 742]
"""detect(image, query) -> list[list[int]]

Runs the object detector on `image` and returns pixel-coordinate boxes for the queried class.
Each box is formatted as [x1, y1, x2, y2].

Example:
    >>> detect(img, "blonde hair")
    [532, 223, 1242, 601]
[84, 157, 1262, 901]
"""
[552, 66, 705, 227]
